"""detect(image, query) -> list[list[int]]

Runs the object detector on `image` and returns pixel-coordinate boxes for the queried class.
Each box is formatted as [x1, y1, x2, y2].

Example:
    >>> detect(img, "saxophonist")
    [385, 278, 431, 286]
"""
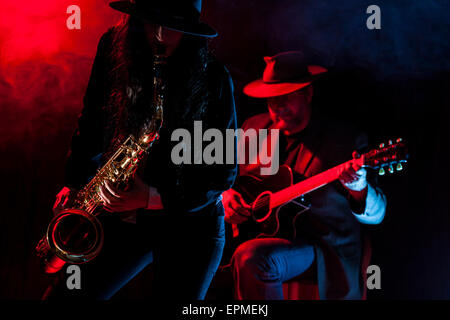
[44, 0, 237, 299]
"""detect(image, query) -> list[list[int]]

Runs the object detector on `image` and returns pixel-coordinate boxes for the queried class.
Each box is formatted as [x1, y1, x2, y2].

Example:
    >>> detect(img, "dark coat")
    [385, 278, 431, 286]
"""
[238, 112, 385, 299]
[64, 28, 237, 217]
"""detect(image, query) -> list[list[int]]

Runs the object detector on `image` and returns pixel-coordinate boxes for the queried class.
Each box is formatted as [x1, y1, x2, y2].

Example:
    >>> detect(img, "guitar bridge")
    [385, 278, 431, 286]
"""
[291, 195, 311, 215]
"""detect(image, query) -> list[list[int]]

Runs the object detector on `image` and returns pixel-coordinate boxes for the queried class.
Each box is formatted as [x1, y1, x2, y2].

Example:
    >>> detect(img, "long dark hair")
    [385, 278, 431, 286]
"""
[102, 15, 215, 158]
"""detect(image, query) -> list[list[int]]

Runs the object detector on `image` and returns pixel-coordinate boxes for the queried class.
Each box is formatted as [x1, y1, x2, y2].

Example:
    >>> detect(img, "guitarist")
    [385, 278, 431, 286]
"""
[221, 51, 387, 299]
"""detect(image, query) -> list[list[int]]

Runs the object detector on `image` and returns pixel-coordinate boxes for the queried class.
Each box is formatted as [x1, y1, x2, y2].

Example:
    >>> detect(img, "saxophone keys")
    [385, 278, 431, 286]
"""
[121, 157, 131, 169]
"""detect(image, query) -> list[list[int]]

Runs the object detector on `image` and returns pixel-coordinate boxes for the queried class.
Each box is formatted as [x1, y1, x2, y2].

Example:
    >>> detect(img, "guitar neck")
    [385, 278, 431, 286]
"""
[270, 159, 355, 208]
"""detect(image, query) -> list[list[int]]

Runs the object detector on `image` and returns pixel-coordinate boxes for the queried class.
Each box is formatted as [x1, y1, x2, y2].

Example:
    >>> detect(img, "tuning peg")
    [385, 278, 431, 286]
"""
[396, 138, 402, 143]
[388, 165, 394, 173]
[396, 163, 403, 171]
[378, 167, 385, 176]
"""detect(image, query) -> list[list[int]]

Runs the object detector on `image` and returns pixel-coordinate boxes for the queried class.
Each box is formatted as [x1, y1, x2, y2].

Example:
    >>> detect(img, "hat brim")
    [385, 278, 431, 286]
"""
[109, 1, 218, 38]
[243, 65, 327, 98]
[243, 80, 312, 98]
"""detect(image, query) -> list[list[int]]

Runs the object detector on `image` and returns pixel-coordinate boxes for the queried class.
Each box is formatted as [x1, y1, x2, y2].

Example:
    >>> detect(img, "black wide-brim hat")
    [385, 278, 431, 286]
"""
[109, 0, 217, 38]
[244, 51, 327, 98]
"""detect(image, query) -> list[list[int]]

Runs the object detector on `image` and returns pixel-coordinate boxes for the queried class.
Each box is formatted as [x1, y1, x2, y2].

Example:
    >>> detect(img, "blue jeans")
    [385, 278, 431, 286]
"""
[231, 237, 315, 299]
[44, 210, 226, 300]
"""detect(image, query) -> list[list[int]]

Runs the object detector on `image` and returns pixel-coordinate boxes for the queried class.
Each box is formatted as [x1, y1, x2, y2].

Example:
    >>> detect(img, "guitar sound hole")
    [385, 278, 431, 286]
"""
[252, 193, 271, 222]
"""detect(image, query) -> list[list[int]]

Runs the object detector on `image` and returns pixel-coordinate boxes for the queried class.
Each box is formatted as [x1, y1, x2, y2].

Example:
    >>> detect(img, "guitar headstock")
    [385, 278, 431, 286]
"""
[363, 138, 408, 175]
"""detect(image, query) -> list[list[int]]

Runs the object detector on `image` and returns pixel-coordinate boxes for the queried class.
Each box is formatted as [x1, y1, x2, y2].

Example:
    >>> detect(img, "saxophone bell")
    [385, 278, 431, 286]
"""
[36, 208, 104, 273]
[35, 53, 167, 274]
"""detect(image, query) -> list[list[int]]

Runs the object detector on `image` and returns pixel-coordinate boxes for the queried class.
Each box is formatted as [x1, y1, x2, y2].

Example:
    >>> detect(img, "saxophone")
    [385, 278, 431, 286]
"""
[35, 51, 167, 273]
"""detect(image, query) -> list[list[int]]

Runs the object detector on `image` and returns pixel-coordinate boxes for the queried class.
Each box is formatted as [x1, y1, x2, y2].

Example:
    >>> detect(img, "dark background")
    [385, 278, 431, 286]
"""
[1, 0, 449, 299]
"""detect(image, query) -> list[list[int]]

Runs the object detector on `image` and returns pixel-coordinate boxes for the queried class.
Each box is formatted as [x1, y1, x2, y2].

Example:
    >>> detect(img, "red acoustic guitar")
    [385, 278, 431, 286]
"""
[227, 138, 408, 245]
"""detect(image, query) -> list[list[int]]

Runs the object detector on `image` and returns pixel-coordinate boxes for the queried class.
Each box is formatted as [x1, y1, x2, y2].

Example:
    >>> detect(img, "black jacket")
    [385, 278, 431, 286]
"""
[239, 112, 386, 299]
[64, 28, 237, 217]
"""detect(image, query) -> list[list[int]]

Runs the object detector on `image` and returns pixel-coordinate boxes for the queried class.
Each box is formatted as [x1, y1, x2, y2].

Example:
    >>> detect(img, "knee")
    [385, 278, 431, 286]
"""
[231, 240, 281, 281]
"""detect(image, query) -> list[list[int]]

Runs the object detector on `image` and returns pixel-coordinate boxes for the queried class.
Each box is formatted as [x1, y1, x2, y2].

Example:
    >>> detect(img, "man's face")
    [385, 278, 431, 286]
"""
[267, 85, 313, 136]
[144, 22, 184, 56]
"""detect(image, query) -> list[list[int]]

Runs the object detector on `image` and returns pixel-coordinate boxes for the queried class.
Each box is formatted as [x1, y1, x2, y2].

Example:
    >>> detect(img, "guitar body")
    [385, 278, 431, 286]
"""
[229, 165, 310, 246]
[221, 139, 407, 264]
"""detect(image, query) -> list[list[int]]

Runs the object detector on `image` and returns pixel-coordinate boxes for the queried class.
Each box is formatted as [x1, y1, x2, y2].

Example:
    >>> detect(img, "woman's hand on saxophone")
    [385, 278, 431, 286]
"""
[99, 175, 164, 212]
[52, 186, 77, 216]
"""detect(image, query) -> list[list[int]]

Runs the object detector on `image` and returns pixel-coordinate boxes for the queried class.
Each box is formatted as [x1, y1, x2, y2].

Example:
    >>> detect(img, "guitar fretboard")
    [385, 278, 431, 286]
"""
[270, 159, 359, 208]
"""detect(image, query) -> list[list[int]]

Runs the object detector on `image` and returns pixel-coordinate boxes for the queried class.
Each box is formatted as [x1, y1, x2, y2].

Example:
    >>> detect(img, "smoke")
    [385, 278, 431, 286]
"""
[0, 0, 449, 299]
[209, 0, 450, 80]
[0, 1, 119, 63]
[0, 1, 120, 148]
[0, 2, 122, 298]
